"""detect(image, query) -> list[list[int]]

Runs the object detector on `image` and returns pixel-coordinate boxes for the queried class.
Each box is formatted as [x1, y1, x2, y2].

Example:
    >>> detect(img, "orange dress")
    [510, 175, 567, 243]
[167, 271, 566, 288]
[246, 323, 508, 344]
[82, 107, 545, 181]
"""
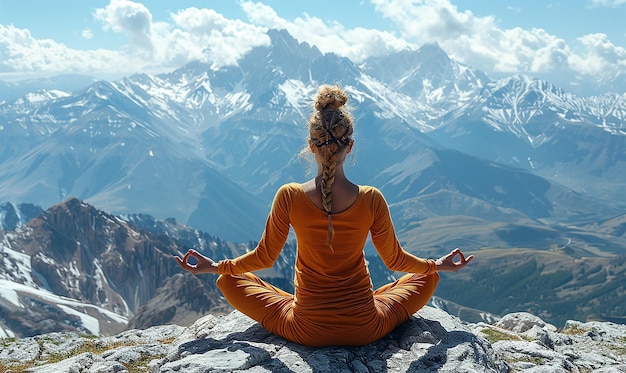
[216, 183, 439, 347]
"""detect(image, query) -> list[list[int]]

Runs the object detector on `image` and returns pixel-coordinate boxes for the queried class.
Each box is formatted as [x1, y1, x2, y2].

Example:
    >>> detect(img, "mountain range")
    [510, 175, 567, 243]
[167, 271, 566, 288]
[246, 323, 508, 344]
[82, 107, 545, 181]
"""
[1, 28, 626, 337]
[2, 29, 626, 241]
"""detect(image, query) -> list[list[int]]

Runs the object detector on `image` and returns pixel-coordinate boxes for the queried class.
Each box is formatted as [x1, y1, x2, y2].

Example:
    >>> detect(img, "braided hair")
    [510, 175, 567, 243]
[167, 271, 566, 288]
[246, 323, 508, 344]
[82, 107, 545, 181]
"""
[307, 84, 354, 250]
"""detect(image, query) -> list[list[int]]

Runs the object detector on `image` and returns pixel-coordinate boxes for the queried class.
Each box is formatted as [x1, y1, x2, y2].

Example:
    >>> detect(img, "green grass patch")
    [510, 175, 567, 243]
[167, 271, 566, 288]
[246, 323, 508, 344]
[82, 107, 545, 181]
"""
[80, 334, 99, 339]
[504, 355, 546, 366]
[0, 361, 31, 372]
[480, 328, 522, 343]
[44, 339, 134, 364]
[126, 353, 166, 373]
[157, 336, 176, 344]
[560, 324, 590, 336]
[3, 338, 170, 372]
[608, 339, 626, 356]
[1, 337, 17, 348]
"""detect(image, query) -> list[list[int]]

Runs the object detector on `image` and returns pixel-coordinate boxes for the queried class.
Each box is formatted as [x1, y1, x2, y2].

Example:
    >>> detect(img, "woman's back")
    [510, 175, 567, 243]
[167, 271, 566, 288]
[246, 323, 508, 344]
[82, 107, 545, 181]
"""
[301, 177, 359, 215]
[282, 183, 379, 330]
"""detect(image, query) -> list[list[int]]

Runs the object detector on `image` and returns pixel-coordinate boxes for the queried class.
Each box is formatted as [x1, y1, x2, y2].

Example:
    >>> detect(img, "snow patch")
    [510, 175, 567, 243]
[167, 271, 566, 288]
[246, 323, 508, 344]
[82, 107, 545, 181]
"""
[0, 326, 15, 338]
[278, 79, 315, 119]
[0, 287, 22, 308]
[0, 279, 128, 334]
[1, 245, 36, 286]
[57, 304, 100, 336]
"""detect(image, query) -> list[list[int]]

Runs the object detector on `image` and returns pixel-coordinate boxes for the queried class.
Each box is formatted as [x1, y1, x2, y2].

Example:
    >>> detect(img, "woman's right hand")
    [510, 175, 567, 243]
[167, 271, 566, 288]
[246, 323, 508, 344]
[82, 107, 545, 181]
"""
[175, 248, 219, 275]
[435, 248, 474, 272]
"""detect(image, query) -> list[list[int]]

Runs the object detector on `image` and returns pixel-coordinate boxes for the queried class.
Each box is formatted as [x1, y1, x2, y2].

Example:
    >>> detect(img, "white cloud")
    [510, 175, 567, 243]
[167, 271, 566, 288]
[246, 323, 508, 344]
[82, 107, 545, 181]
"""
[368, 0, 626, 79]
[570, 33, 626, 75]
[256, 0, 559, 76]
[169, 7, 270, 68]
[0, 0, 271, 79]
[0, 24, 126, 76]
[590, 0, 626, 7]
[82, 28, 94, 40]
[240, 1, 285, 28]
[370, 0, 563, 73]
[94, 0, 155, 54]
[90, 1, 270, 71]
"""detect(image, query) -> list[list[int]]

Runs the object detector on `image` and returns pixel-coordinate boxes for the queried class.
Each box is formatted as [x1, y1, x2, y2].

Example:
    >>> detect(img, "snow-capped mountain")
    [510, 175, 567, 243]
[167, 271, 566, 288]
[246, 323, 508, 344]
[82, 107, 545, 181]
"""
[1, 28, 625, 243]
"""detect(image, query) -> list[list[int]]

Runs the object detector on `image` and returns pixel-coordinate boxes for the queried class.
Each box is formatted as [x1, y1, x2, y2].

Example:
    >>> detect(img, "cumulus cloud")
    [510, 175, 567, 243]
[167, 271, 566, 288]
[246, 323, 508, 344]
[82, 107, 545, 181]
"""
[239, 0, 624, 80]
[0, 0, 271, 79]
[94, 0, 155, 53]
[570, 33, 626, 74]
[91, 1, 270, 71]
[369, 0, 563, 73]
[168, 7, 270, 68]
[368, 0, 626, 79]
[0, 24, 126, 76]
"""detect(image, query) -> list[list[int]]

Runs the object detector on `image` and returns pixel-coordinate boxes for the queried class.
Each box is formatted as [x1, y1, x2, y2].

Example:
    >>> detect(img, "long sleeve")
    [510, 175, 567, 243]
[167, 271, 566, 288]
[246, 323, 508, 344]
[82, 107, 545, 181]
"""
[218, 184, 293, 275]
[369, 188, 437, 275]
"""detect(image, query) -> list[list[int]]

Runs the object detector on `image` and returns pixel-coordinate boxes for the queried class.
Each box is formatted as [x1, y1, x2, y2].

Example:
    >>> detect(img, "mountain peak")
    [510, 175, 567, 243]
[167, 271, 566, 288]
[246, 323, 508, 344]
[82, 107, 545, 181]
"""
[265, 28, 322, 61]
[268, 29, 315, 51]
[44, 197, 100, 221]
[267, 28, 298, 47]
[417, 42, 450, 61]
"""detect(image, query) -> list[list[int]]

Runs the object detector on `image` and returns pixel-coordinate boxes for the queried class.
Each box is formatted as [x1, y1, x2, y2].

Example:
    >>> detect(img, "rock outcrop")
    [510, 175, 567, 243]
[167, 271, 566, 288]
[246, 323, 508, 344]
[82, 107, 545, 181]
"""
[0, 198, 237, 338]
[2, 306, 625, 372]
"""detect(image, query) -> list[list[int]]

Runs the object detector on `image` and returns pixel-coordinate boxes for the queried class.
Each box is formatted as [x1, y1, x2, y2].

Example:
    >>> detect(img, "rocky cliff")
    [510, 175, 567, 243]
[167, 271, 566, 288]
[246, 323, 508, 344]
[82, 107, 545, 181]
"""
[1, 306, 625, 372]
[0, 198, 256, 338]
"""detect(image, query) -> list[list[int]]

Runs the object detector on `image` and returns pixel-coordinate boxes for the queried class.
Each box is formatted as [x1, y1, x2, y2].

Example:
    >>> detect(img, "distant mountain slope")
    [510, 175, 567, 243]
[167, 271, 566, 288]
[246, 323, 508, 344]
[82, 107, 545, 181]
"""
[0, 202, 42, 231]
[0, 74, 96, 103]
[435, 248, 626, 327]
[0, 78, 268, 241]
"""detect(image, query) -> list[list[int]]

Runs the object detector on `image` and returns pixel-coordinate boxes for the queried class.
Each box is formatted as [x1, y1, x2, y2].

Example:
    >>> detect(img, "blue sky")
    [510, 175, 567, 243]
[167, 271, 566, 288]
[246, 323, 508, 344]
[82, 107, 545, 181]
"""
[0, 0, 625, 85]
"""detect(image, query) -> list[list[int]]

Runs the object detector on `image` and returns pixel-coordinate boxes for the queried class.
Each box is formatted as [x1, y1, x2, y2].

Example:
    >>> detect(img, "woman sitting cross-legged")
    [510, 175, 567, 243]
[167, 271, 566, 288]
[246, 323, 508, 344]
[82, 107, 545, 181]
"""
[175, 84, 473, 347]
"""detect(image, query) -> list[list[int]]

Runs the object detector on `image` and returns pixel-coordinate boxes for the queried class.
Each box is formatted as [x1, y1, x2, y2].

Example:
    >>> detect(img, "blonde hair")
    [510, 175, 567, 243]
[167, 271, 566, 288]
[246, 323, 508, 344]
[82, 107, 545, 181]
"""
[306, 84, 354, 249]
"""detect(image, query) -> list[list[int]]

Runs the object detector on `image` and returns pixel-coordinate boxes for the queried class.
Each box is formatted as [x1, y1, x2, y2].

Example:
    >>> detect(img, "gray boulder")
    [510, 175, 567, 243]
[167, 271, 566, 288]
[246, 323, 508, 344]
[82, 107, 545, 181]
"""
[471, 313, 626, 372]
[158, 306, 505, 373]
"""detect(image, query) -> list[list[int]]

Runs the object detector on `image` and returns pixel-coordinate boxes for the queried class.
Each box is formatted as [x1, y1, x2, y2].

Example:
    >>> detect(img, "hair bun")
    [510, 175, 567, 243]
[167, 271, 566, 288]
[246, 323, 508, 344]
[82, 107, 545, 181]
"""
[314, 85, 348, 111]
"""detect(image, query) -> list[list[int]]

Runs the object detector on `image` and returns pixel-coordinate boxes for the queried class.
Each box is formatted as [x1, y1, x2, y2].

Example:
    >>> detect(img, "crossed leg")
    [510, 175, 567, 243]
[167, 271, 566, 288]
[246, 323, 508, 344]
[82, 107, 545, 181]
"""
[216, 271, 440, 346]
[216, 273, 294, 336]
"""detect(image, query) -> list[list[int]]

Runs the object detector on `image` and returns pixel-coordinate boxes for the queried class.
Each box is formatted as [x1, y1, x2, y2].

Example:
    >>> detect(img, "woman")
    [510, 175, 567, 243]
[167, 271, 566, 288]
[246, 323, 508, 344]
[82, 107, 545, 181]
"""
[175, 84, 473, 347]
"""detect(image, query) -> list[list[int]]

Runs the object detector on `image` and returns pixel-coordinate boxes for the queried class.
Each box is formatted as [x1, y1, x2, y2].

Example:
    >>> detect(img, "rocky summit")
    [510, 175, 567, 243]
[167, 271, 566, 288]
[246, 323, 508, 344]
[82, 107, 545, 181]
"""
[1, 306, 625, 373]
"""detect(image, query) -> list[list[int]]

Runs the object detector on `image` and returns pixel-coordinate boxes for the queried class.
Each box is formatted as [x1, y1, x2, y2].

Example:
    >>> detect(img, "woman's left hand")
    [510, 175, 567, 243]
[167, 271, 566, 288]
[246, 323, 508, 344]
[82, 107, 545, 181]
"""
[435, 248, 474, 272]
[175, 249, 219, 275]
